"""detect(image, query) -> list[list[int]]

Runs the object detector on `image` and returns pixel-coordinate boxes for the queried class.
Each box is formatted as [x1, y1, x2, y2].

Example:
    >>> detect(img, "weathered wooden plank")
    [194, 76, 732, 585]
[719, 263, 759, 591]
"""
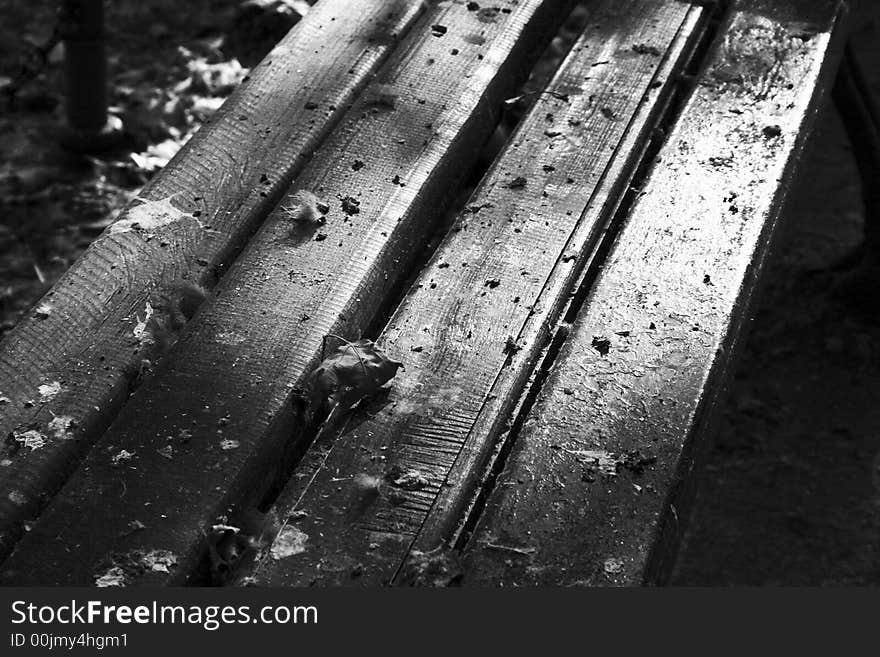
[0, 0, 429, 561]
[0, 0, 578, 585]
[462, 0, 849, 586]
[249, 0, 707, 587]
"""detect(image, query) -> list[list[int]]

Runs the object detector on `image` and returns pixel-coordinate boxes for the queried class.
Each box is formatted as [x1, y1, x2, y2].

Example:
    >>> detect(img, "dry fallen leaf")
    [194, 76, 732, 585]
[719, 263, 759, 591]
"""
[308, 337, 403, 422]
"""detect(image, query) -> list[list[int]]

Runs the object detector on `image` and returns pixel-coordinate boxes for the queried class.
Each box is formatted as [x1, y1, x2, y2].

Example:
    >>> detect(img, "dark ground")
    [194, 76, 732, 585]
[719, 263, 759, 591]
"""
[1, 1, 878, 585]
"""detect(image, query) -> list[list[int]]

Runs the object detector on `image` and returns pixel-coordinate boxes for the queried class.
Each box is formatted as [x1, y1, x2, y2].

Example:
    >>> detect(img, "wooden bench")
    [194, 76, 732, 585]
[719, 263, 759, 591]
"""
[0, 0, 855, 586]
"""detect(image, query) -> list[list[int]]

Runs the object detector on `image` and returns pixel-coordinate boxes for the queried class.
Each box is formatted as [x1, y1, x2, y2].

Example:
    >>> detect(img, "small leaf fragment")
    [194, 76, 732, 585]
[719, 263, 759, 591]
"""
[308, 338, 403, 418]
[270, 526, 309, 559]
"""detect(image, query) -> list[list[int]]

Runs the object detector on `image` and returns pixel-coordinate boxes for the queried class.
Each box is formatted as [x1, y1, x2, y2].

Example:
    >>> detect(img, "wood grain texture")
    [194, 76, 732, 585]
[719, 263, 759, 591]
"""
[0, 0, 428, 562]
[462, 0, 849, 586]
[250, 0, 705, 587]
[0, 0, 577, 585]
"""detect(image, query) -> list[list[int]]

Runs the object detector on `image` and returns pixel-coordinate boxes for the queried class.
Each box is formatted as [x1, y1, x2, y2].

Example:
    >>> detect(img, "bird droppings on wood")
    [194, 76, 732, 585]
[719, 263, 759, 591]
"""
[108, 194, 202, 236]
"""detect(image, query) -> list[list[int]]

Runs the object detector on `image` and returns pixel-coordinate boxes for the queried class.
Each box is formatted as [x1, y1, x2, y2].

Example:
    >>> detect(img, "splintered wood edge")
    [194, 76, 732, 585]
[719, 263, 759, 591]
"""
[461, 0, 849, 586]
[0, 0, 577, 585]
[249, 0, 703, 588]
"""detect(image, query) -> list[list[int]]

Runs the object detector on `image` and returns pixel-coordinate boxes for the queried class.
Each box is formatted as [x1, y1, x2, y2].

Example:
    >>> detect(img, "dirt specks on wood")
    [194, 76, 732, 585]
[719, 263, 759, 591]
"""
[631, 43, 662, 56]
[591, 335, 611, 356]
[340, 196, 361, 216]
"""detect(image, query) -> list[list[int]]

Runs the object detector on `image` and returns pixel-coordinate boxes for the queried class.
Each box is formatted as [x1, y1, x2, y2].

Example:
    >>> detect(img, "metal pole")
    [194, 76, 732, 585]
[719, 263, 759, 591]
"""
[60, 0, 121, 150]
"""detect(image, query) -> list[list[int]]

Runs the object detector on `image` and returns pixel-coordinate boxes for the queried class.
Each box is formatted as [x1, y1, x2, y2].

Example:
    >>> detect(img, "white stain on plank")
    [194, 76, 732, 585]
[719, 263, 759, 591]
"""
[109, 194, 202, 234]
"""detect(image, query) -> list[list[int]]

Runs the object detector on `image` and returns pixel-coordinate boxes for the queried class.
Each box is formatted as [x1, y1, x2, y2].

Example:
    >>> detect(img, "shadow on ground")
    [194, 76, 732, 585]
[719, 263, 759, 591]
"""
[672, 3, 880, 585]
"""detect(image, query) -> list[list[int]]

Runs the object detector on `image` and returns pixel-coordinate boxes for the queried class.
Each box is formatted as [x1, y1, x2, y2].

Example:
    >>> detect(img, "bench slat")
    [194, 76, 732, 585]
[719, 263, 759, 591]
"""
[249, 0, 706, 587]
[0, 0, 577, 585]
[0, 0, 428, 561]
[461, 0, 849, 586]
